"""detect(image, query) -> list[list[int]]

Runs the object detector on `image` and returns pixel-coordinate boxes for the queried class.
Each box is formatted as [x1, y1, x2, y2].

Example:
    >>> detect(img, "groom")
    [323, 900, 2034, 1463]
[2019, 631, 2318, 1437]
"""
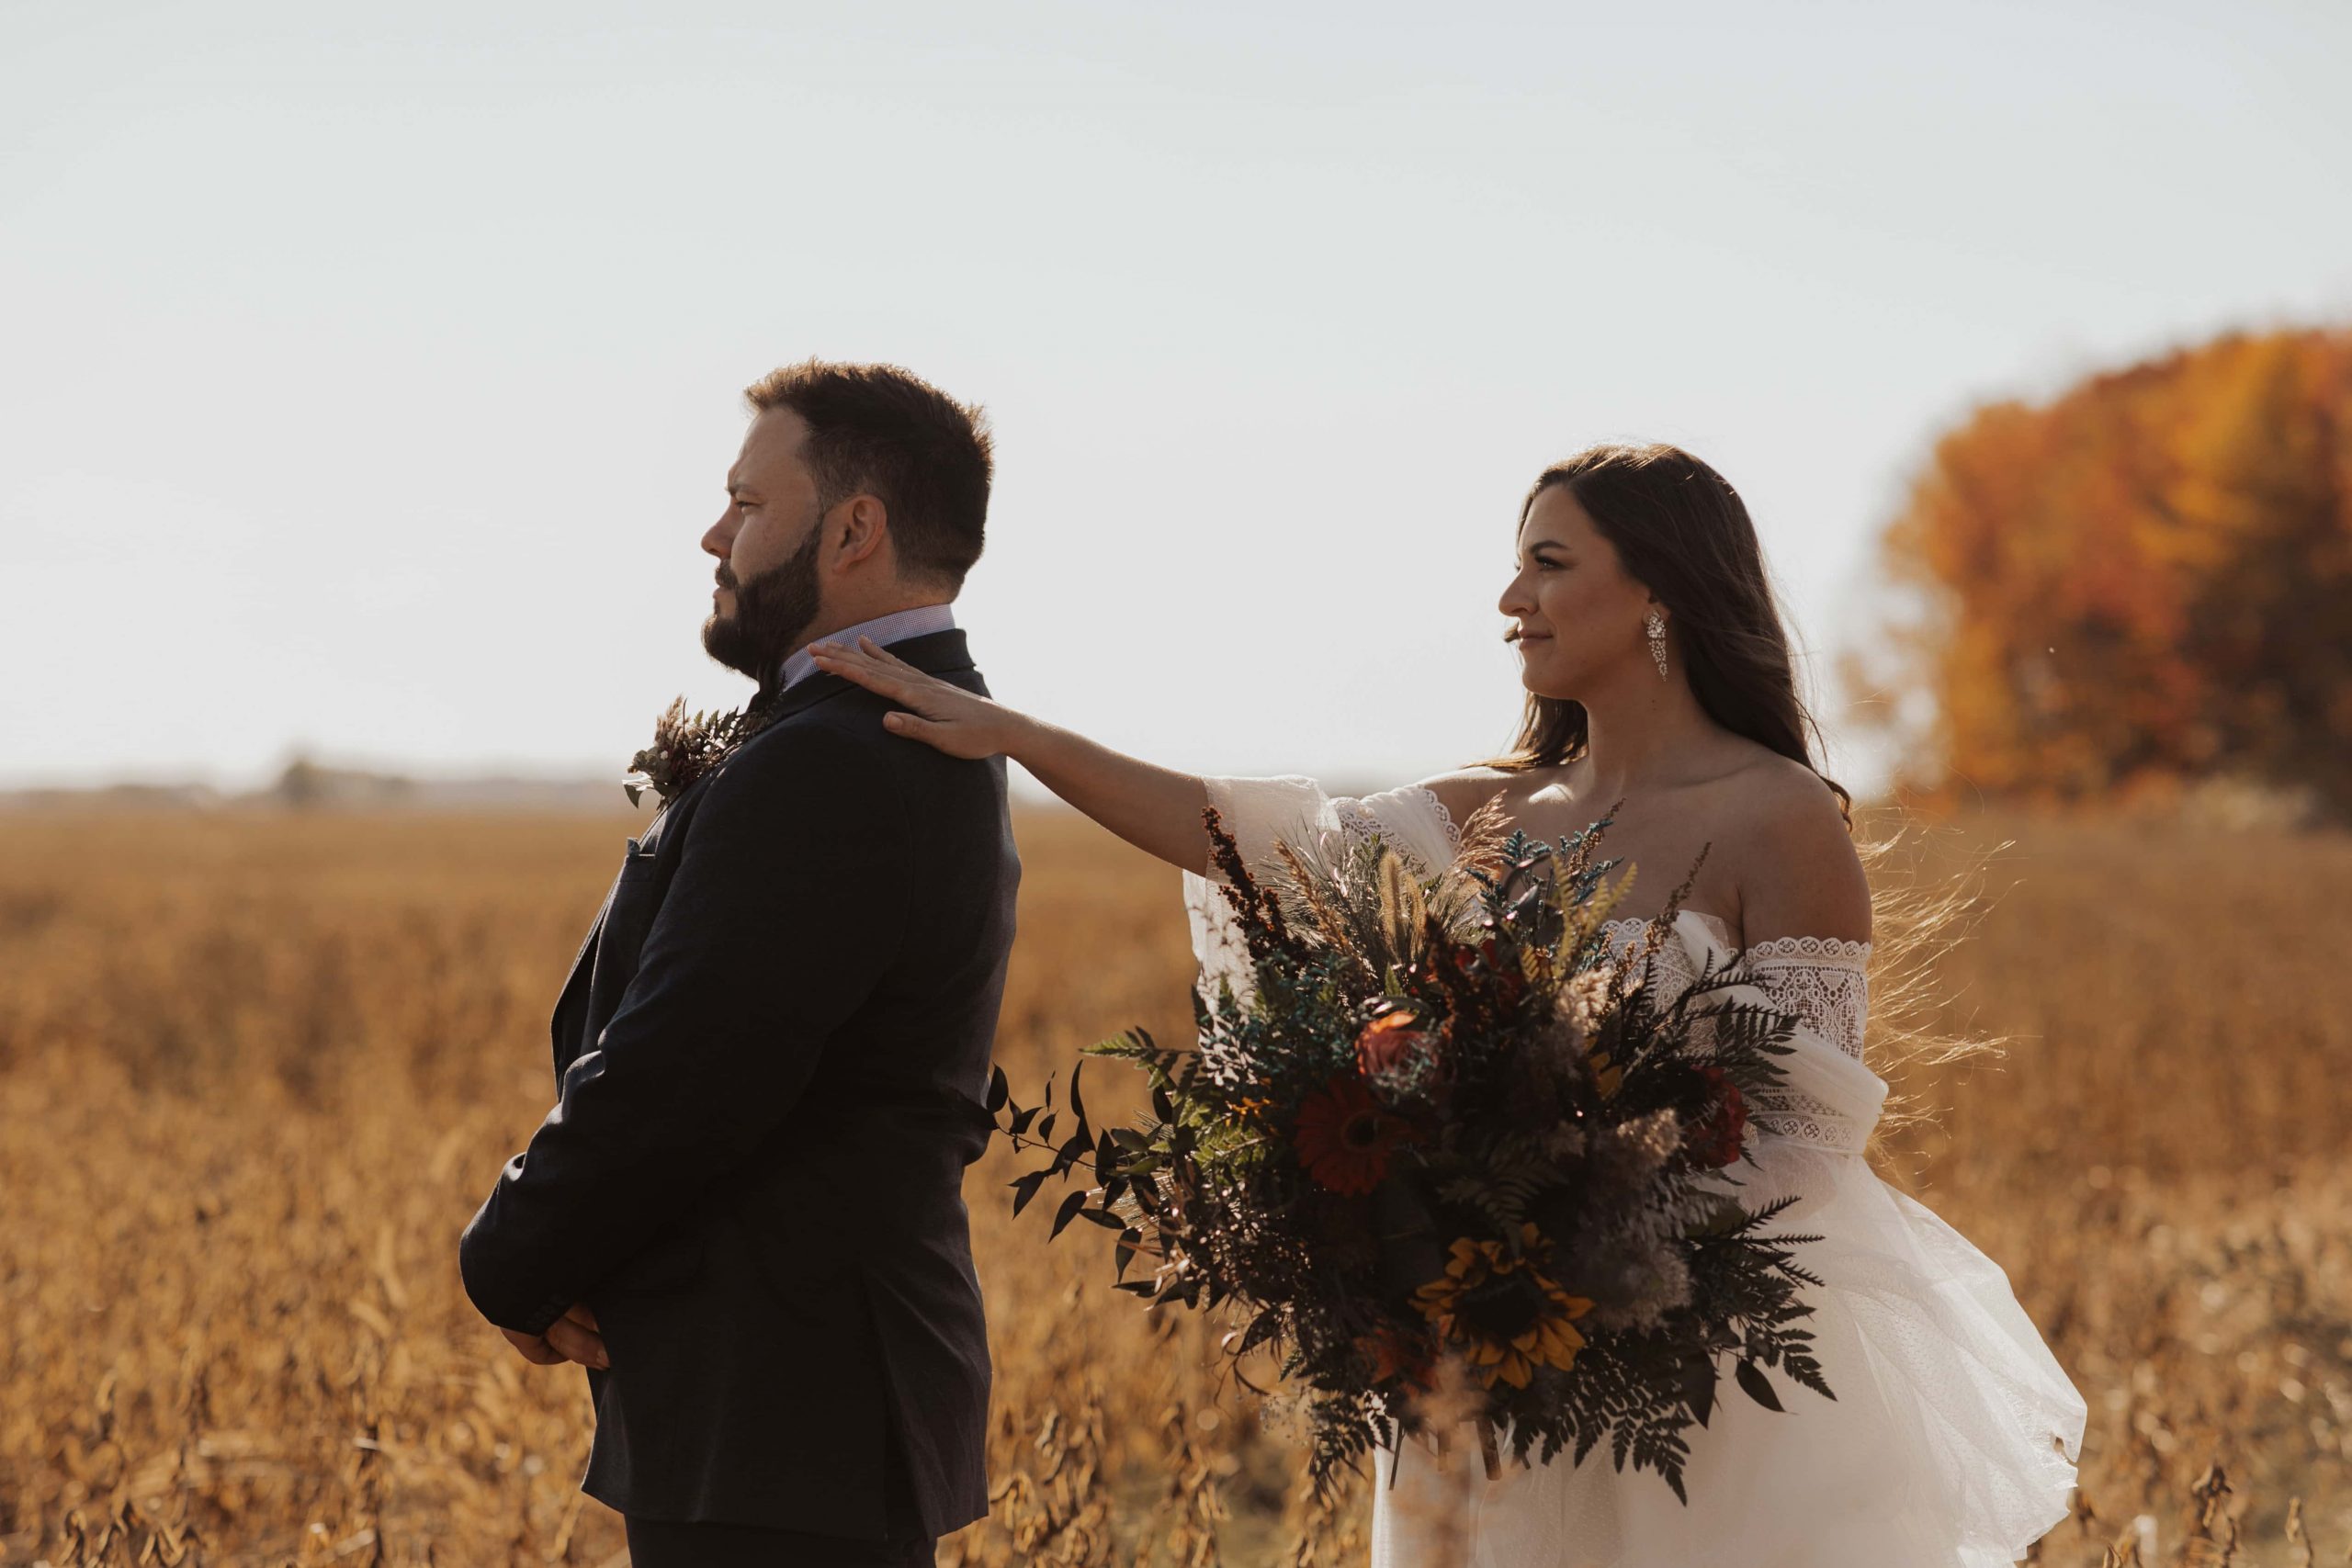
[458, 359, 1020, 1566]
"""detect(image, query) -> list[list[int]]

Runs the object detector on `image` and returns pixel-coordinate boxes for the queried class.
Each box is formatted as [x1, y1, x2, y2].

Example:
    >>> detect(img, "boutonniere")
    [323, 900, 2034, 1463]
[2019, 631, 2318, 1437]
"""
[622, 692, 785, 808]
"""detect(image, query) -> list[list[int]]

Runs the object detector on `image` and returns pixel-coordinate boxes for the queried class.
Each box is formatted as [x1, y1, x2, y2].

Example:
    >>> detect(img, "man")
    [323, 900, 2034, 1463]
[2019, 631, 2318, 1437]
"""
[458, 359, 1019, 1567]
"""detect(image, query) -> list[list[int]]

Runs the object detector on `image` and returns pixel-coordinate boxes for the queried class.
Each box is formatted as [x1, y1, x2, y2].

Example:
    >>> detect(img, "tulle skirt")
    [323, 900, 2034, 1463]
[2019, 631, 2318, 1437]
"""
[1370, 1142, 2086, 1568]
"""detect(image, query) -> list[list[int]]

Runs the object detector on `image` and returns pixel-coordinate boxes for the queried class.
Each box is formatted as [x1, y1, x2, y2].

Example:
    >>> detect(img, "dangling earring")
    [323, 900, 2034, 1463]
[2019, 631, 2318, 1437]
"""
[1645, 610, 1670, 682]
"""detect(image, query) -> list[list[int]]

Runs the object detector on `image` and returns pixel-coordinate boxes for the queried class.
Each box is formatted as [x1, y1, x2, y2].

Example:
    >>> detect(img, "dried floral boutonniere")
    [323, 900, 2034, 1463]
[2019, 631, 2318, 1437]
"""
[622, 693, 785, 808]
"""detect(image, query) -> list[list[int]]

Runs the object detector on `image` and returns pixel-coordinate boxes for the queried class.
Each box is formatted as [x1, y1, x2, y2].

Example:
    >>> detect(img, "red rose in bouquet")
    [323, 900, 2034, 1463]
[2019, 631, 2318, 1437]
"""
[1355, 1008, 1451, 1108]
[1683, 1063, 1749, 1168]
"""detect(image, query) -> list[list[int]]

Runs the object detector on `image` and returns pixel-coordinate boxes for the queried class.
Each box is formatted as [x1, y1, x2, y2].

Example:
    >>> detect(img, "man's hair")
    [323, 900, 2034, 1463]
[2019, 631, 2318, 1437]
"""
[742, 359, 993, 591]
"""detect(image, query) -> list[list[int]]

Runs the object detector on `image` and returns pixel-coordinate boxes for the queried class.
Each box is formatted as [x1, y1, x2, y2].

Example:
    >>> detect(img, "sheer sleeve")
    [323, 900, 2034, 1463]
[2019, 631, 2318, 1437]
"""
[1746, 937, 1871, 1062]
[1611, 919, 1885, 1155]
[1193, 774, 1343, 884]
[1731, 936, 1883, 1155]
[1181, 775, 1460, 1009]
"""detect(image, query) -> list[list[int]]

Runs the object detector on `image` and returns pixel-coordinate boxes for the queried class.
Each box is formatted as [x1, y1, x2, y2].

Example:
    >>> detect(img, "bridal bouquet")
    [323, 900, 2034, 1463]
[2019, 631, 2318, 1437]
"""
[990, 805, 1834, 1499]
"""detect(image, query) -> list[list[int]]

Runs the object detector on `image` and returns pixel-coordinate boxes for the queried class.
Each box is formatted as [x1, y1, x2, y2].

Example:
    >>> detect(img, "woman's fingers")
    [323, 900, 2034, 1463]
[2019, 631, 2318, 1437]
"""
[808, 642, 910, 699]
[882, 710, 955, 738]
[883, 708, 996, 759]
[844, 637, 928, 688]
[811, 639, 958, 716]
[807, 637, 1008, 757]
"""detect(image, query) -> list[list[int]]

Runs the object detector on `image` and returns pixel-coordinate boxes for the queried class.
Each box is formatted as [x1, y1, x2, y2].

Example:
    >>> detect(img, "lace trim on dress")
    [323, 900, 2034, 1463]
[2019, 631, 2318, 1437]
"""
[1593, 917, 1871, 1067]
[1336, 795, 1398, 856]
[1416, 785, 1463, 854]
[1744, 955, 1869, 1061]
[1199, 782, 1877, 1153]
[1416, 790, 1869, 955]
[1588, 917, 1874, 1149]
[1364, 795, 1875, 1069]
[1745, 932, 1871, 964]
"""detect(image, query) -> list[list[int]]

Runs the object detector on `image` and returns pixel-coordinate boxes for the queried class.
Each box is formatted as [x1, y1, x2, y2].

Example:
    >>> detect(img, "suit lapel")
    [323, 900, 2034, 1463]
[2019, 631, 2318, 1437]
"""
[550, 883, 614, 1074]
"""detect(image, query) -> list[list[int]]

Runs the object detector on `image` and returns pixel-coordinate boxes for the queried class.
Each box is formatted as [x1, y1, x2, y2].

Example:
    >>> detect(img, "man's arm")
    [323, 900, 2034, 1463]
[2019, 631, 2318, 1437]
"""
[458, 724, 910, 1337]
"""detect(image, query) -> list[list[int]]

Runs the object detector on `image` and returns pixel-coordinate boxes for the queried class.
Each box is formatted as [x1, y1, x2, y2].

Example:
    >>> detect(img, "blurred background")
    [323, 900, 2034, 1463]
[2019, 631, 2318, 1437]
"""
[5, 3, 2348, 1565]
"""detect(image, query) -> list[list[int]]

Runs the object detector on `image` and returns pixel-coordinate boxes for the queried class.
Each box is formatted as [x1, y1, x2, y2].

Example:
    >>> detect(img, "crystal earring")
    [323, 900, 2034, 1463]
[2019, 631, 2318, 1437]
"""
[1645, 610, 1669, 682]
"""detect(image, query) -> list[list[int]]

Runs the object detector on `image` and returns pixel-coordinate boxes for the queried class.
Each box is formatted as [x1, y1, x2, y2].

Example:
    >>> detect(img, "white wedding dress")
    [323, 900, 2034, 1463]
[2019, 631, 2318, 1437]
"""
[1182, 776, 2087, 1568]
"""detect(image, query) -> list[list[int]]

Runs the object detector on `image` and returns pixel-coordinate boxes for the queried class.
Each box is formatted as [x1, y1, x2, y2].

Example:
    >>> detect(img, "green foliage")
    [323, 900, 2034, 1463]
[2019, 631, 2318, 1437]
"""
[985, 807, 1830, 1502]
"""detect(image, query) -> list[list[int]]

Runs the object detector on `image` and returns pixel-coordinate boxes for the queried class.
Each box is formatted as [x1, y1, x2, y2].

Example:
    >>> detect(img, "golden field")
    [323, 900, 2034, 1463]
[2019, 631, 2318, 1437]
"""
[3, 806, 2348, 1567]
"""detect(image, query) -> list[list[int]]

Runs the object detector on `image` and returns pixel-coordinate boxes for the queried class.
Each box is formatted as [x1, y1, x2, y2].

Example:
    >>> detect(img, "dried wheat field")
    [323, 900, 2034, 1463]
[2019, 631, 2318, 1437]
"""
[4, 805, 2347, 1567]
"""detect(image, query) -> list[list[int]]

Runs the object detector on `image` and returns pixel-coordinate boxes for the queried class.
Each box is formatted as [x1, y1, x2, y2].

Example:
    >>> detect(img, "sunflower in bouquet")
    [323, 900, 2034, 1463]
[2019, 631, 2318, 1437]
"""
[987, 800, 1833, 1501]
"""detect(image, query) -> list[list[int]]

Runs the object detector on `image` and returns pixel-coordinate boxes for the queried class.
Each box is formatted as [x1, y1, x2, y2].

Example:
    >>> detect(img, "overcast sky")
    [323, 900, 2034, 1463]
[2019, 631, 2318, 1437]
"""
[6, 0, 2346, 801]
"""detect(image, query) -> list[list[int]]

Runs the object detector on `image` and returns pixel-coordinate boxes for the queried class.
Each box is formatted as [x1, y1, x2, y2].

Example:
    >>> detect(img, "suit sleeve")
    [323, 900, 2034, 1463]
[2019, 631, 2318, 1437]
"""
[458, 726, 910, 1336]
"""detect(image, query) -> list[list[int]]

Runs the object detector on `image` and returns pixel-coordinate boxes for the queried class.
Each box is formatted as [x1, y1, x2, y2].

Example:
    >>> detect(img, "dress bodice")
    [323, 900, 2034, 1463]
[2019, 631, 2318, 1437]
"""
[1327, 782, 1871, 1065]
[1184, 774, 2085, 1562]
[1184, 774, 1887, 1155]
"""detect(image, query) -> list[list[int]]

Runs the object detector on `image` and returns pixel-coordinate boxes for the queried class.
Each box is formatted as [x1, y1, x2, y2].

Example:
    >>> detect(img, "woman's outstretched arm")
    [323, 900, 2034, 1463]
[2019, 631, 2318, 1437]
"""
[807, 635, 1216, 874]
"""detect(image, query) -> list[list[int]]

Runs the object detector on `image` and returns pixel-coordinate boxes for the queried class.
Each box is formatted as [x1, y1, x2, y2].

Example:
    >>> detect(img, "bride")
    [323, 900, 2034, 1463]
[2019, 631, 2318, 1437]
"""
[807, 442, 2088, 1566]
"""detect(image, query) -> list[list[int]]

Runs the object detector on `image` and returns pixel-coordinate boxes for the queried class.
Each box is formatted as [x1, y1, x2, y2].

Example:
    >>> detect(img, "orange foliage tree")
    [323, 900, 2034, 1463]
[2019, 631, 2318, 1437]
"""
[1873, 327, 2352, 816]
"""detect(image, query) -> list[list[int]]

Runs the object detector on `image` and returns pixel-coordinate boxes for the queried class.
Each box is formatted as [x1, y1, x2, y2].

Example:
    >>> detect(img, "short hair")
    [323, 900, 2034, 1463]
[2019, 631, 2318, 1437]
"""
[742, 359, 993, 590]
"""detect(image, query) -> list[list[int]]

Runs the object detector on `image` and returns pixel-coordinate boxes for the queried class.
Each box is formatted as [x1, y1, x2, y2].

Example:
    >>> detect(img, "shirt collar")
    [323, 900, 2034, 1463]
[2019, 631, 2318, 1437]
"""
[775, 602, 957, 692]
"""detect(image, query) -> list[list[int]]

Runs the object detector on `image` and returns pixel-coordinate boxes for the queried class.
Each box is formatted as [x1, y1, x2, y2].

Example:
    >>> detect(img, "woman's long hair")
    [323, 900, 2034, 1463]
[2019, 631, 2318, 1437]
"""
[1486, 444, 1999, 1156]
[1487, 442, 1850, 824]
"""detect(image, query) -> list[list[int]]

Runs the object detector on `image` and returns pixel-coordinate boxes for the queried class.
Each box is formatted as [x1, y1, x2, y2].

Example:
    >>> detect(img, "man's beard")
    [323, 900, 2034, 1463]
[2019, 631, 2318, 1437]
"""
[702, 520, 824, 698]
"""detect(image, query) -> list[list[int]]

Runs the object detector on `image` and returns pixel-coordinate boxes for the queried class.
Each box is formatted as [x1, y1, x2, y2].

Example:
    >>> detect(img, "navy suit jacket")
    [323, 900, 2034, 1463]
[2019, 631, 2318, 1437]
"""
[458, 629, 1020, 1540]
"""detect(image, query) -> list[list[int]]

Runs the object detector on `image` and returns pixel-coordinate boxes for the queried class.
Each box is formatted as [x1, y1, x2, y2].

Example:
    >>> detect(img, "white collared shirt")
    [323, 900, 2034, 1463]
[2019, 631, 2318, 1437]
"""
[775, 603, 957, 692]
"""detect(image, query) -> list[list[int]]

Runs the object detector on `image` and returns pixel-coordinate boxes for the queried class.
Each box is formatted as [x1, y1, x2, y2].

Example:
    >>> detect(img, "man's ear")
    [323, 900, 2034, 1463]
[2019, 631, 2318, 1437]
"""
[828, 494, 891, 570]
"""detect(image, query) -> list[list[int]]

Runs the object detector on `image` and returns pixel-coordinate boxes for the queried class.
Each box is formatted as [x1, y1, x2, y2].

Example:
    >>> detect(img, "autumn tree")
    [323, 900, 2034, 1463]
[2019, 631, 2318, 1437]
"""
[1871, 327, 2352, 817]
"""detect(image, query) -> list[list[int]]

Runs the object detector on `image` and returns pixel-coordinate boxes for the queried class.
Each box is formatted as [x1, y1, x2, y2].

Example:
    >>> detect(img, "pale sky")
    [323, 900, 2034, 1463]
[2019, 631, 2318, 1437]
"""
[6, 0, 2346, 801]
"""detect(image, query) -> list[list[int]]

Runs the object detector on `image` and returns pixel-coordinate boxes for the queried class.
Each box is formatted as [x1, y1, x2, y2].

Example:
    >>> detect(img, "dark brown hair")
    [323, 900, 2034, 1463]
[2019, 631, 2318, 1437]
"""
[1490, 443, 1851, 823]
[743, 359, 994, 589]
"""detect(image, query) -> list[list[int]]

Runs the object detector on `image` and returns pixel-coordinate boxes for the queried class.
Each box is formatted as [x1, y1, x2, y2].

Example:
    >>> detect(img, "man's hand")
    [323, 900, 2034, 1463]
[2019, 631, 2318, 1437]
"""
[497, 1303, 608, 1369]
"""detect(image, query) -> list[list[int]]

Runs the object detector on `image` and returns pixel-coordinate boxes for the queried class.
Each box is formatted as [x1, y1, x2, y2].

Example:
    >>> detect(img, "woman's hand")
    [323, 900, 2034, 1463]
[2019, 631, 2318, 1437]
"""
[815, 634, 1215, 873]
[807, 635, 1023, 760]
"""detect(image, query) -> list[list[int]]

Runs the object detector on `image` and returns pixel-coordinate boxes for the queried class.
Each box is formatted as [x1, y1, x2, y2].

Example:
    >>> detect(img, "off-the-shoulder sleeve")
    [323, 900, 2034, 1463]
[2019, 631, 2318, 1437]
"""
[1195, 774, 1342, 885]
[1725, 936, 1883, 1156]
[1184, 775, 1338, 1010]
[1745, 937, 1871, 1062]
[1181, 775, 1458, 1010]
[1185, 780, 1317, 1010]
[1623, 917, 1885, 1155]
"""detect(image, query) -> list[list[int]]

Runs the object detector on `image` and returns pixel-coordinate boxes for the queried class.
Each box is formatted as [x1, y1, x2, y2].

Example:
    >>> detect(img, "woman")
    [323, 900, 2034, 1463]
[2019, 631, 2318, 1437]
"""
[808, 443, 2087, 1566]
